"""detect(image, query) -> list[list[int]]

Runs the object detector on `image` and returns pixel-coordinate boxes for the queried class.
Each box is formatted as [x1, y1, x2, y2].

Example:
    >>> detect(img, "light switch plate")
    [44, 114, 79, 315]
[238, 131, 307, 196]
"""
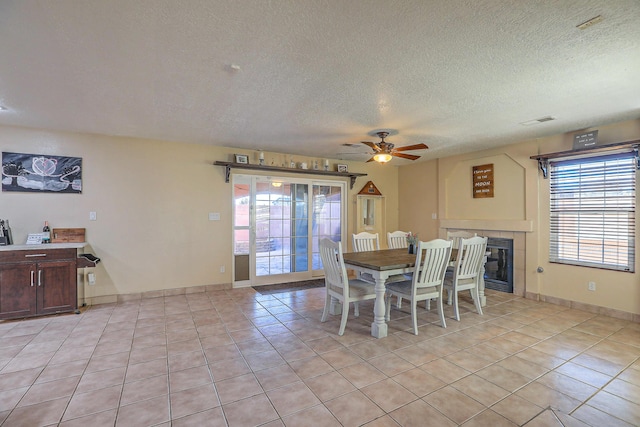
[89, 211, 97, 221]
[209, 212, 221, 221]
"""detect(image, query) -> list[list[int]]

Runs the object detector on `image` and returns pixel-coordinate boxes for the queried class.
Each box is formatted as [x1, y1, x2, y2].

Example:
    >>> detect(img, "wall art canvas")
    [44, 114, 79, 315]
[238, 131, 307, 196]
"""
[2, 152, 82, 193]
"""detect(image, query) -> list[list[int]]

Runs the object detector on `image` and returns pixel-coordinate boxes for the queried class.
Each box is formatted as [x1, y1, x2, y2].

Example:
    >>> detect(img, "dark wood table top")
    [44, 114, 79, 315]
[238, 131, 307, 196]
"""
[343, 248, 415, 271]
[343, 248, 458, 271]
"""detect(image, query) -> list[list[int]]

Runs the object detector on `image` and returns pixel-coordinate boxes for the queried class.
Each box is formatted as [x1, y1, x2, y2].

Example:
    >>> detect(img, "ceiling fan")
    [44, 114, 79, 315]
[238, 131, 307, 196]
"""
[361, 132, 428, 163]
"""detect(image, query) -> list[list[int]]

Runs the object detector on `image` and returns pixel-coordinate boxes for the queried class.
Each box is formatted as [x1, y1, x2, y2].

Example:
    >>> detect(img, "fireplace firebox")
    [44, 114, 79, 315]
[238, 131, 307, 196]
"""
[484, 237, 513, 293]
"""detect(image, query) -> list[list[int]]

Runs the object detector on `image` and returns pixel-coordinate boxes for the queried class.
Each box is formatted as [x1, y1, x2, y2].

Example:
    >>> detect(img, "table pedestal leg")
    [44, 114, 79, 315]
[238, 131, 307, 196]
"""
[371, 278, 388, 338]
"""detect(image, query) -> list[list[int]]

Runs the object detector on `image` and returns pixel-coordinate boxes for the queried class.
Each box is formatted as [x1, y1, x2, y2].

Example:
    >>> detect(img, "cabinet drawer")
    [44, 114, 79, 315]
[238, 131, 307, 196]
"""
[0, 249, 76, 263]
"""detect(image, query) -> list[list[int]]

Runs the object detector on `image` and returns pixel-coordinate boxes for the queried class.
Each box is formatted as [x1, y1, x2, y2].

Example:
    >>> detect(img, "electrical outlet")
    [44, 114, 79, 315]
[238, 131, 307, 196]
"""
[88, 273, 96, 285]
[220, 265, 225, 273]
[588, 281, 596, 291]
[89, 211, 97, 221]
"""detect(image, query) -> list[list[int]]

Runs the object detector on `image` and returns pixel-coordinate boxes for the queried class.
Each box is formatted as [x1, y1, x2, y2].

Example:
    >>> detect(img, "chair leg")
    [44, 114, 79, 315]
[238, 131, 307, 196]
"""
[453, 290, 460, 321]
[411, 300, 418, 335]
[437, 295, 446, 328]
[397, 296, 403, 308]
[354, 301, 360, 317]
[472, 286, 483, 316]
[321, 294, 331, 322]
[447, 288, 453, 305]
[338, 303, 349, 336]
[425, 298, 431, 311]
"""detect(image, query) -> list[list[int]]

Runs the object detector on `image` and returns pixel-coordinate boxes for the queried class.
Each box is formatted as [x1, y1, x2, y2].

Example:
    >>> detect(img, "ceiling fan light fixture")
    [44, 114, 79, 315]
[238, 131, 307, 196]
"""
[373, 153, 393, 163]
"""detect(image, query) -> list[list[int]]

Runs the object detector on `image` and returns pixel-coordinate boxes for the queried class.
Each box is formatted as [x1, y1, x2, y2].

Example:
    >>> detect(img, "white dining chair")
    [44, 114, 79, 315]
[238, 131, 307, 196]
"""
[352, 232, 380, 252]
[387, 231, 409, 249]
[319, 238, 377, 336]
[385, 239, 452, 334]
[443, 235, 487, 321]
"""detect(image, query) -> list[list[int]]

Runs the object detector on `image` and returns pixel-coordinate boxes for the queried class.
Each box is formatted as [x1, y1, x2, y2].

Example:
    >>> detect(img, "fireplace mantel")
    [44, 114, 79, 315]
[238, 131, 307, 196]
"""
[440, 219, 533, 233]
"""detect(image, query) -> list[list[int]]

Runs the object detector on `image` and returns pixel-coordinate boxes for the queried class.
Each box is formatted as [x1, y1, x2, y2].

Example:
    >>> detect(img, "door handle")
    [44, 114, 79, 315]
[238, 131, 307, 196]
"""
[31, 270, 35, 286]
[38, 270, 42, 286]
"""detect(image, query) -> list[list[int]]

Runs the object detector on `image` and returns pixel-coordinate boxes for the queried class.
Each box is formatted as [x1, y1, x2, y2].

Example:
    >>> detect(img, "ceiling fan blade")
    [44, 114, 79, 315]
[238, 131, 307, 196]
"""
[393, 143, 429, 152]
[392, 152, 421, 161]
[361, 141, 381, 152]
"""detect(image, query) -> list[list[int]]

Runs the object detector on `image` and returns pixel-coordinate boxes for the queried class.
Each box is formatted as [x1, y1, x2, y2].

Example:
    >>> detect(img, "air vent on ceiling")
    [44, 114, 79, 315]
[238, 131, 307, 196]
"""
[577, 15, 603, 30]
[520, 116, 556, 126]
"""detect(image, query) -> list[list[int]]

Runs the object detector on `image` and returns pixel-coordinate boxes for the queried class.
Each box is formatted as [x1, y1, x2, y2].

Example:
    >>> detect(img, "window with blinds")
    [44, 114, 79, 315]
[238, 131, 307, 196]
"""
[549, 152, 636, 272]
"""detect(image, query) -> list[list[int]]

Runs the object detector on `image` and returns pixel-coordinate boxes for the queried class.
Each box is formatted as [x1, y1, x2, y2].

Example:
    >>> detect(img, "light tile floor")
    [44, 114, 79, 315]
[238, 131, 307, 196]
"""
[0, 287, 639, 426]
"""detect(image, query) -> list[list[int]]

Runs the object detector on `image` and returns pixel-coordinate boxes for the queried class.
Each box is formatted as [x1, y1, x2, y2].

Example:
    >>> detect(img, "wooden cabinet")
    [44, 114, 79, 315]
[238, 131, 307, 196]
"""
[0, 248, 77, 320]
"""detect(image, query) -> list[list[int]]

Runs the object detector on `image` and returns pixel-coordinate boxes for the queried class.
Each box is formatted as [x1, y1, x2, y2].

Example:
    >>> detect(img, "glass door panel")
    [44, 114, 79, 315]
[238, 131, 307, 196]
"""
[254, 180, 309, 282]
[233, 180, 251, 283]
[233, 175, 344, 286]
[311, 184, 344, 272]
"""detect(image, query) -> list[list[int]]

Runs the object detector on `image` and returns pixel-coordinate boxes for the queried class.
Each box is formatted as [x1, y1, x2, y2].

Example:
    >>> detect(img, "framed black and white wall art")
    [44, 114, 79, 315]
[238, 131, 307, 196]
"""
[1, 152, 83, 193]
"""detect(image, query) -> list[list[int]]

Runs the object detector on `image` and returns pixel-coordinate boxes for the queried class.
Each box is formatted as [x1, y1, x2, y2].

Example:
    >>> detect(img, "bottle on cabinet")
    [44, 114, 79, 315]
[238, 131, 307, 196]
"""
[4, 220, 13, 245]
[42, 221, 51, 244]
[0, 219, 12, 245]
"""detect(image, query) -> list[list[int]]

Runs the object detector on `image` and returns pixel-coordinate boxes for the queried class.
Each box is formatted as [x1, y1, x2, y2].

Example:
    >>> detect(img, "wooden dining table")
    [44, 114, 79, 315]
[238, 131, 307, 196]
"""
[342, 247, 486, 338]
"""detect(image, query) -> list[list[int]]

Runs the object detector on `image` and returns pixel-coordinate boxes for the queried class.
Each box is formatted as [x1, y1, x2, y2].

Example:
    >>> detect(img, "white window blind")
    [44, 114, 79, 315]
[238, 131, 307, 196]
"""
[549, 152, 635, 272]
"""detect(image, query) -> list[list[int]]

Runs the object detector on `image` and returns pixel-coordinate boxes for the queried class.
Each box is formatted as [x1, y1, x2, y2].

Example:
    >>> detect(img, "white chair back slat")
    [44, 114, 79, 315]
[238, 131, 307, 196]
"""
[446, 230, 476, 250]
[352, 232, 380, 252]
[319, 238, 348, 291]
[415, 239, 453, 291]
[454, 236, 488, 280]
[387, 231, 409, 249]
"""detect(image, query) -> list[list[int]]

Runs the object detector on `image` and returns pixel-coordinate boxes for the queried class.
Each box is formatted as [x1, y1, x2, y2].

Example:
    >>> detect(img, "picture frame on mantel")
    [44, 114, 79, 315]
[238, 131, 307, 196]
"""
[234, 154, 249, 164]
[337, 164, 348, 173]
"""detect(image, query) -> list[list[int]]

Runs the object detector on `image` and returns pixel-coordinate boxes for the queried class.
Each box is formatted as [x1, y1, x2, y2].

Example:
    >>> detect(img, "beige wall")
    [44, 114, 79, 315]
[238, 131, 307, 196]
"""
[398, 118, 640, 318]
[0, 125, 399, 302]
[398, 159, 439, 240]
[4, 118, 638, 317]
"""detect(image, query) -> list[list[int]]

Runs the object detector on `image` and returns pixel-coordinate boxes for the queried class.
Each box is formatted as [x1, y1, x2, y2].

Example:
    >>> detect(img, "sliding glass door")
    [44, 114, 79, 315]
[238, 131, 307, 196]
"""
[233, 175, 345, 286]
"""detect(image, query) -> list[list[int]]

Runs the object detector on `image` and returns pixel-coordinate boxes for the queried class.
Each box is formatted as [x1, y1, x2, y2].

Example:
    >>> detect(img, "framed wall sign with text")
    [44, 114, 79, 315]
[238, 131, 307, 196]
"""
[473, 163, 494, 198]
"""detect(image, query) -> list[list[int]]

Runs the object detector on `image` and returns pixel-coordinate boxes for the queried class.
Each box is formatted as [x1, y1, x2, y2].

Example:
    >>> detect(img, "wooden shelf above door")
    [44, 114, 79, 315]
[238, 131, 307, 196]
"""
[214, 161, 367, 189]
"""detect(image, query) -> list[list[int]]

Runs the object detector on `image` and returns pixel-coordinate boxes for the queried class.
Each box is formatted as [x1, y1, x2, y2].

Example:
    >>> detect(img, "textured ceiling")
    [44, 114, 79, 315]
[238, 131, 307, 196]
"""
[1, 0, 639, 164]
